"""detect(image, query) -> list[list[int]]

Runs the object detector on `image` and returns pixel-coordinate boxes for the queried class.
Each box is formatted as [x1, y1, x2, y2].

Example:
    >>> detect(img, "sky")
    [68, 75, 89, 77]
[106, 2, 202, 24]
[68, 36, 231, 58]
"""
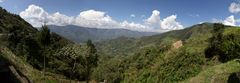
[0, 0, 240, 32]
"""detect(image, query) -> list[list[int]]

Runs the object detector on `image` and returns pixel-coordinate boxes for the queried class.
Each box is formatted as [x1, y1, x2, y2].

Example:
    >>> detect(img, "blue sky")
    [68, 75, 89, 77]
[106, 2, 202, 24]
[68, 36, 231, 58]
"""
[0, 0, 239, 32]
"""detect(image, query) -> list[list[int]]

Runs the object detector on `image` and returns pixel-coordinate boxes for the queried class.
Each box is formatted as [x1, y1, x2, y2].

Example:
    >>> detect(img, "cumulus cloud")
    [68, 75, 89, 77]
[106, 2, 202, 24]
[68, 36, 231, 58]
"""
[212, 15, 239, 26]
[229, 2, 240, 14]
[161, 15, 183, 30]
[74, 10, 119, 29]
[20, 4, 74, 27]
[144, 10, 183, 30]
[20, 4, 184, 32]
[48, 12, 74, 26]
[120, 21, 149, 31]
[20, 4, 48, 27]
[145, 10, 161, 26]
[223, 15, 236, 26]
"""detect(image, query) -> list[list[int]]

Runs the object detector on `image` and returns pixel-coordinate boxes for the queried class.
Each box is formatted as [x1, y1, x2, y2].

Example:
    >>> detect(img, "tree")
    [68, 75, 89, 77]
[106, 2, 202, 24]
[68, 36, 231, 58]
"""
[38, 25, 51, 47]
[37, 25, 51, 81]
[54, 44, 84, 82]
[85, 40, 98, 83]
[205, 23, 224, 59]
[53, 41, 98, 82]
[205, 23, 240, 62]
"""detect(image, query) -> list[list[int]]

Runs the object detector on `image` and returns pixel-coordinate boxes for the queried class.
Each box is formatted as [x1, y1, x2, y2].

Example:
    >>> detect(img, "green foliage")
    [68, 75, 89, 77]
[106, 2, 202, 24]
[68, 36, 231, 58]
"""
[121, 46, 204, 83]
[38, 25, 51, 47]
[91, 56, 125, 83]
[51, 42, 98, 82]
[86, 40, 98, 69]
[156, 48, 204, 82]
[205, 24, 240, 62]
[18, 35, 43, 69]
[85, 40, 98, 83]
[51, 44, 85, 80]
[96, 23, 214, 57]
[183, 59, 240, 83]
[0, 7, 75, 82]
[92, 23, 215, 83]
[205, 23, 225, 58]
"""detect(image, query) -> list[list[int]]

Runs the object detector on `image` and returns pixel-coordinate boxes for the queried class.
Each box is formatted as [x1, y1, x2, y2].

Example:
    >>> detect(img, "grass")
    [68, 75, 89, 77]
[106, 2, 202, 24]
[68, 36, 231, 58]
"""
[183, 59, 240, 83]
[0, 46, 78, 83]
[223, 27, 240, 36]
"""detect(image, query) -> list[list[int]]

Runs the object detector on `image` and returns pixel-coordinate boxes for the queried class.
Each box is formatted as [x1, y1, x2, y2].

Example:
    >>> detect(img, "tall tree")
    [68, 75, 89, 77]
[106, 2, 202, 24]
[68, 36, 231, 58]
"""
[85, 40, 98, 83]
[37, 25, 51, 81]
[54, 44, 83, 82]
[54, 42, 98, 82]
[38, 25, 51, 47]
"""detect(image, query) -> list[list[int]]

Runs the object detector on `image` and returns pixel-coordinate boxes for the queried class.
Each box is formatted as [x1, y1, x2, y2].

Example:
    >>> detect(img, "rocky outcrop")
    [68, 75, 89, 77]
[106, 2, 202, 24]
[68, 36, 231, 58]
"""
[172, 40, 183, 49]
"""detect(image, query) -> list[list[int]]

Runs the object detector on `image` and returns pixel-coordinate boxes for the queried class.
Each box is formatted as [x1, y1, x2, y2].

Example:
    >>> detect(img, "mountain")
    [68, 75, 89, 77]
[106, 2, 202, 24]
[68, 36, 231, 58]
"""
[48, 25, 158, 42]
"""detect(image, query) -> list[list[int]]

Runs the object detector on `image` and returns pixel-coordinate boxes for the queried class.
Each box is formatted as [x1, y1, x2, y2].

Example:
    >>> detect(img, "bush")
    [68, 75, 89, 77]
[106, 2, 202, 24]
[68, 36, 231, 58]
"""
[205, 24, 240, 62]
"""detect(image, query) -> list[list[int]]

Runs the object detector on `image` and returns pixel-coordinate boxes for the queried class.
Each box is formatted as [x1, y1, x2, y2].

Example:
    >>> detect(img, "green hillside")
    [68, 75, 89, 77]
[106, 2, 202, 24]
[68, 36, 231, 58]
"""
[184, 59, 240, 83]
[0, 46, 73, 83]
[93, 23, 240, 83]
[0, 7, 89, 82]
[96, 23, 213, 56]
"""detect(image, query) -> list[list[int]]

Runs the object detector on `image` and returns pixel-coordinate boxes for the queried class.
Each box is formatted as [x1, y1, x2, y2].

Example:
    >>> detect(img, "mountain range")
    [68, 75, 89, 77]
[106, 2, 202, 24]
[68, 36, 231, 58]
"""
[48, 25, 157, 42]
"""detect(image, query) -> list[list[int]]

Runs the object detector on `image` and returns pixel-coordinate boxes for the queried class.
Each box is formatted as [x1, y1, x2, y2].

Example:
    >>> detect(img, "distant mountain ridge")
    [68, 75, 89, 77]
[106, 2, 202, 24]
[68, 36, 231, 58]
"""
[48, 25, 158, 42]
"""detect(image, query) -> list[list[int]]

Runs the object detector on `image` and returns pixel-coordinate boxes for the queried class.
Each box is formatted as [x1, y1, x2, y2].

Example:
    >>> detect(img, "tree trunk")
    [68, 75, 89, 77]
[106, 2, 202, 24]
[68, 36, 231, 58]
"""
[86, 66, 90, 83]
[43, 46, 46, 81]
[70, 59, 77, 83]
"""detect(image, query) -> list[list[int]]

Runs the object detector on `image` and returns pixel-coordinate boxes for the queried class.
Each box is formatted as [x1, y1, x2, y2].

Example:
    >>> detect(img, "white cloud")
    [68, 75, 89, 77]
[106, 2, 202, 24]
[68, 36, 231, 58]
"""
[48, 12, 74, 26]
[120, 21, 149, 31]
[145, 10, 161, 26]
[130, 14, 135, 18]
[223, 15, 236, 26]
[20, 4, 49, 27]
[229, 2, 240, 14]
[212, 15, 239, 26]
[161, 15, 183, 30]
[20, 4, 74, 27]
[74, 10, 119, 29]
[144, 10, 183, 30]
[20, 4, 184, 32]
